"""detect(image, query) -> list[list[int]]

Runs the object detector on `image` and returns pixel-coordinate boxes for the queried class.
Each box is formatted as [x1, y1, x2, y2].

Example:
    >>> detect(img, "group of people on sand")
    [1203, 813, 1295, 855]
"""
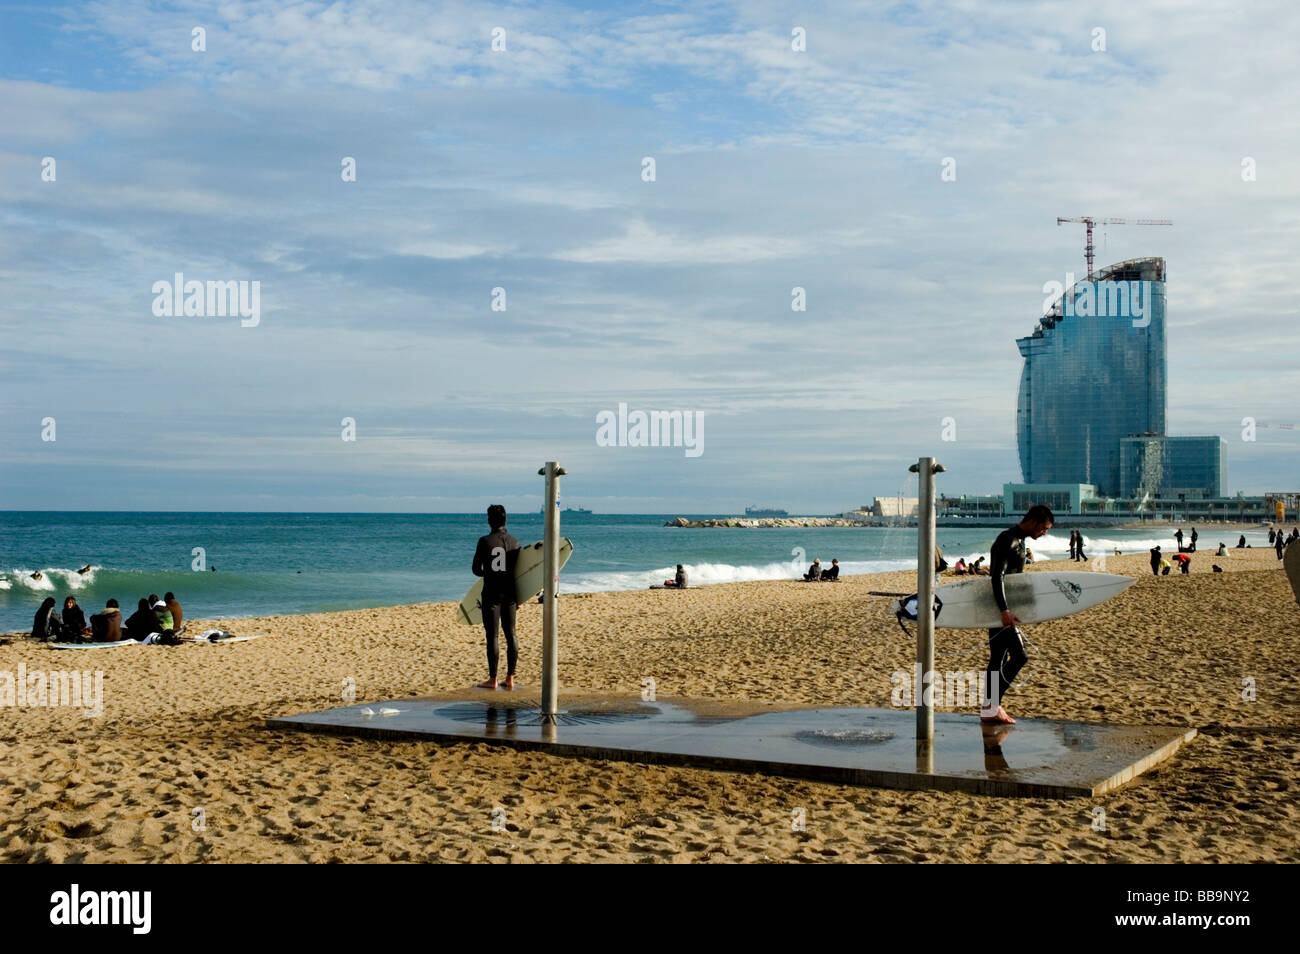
[951, 556, 988, 576]
[802, 558, 840, 581]
[32, 592, 184, 644]
[1148, 546, 1193, 575]
[1270, 527, 1299, 560]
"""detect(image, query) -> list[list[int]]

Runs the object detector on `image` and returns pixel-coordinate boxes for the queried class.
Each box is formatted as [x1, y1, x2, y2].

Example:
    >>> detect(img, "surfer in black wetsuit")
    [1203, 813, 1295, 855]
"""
[472, 504, 521, 690]
[983, 504, 1054, 725]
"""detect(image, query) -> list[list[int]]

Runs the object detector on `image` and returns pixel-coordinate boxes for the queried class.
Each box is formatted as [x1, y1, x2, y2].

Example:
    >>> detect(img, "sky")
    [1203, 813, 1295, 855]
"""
[1, 0, 1296, 513]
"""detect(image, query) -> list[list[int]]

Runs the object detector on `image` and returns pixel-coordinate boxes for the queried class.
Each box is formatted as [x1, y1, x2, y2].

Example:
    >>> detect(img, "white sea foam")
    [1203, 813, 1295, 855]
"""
[6, 567, 98, 592]
[563, 559, 916, 593]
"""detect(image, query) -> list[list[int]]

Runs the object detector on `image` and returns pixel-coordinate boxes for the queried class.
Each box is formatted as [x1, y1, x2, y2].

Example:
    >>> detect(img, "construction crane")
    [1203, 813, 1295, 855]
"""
[1056, 216, 1173, 278]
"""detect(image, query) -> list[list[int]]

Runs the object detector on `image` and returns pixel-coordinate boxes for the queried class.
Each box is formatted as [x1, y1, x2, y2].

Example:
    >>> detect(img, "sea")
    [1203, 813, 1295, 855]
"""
[0, 512, 1271, 633]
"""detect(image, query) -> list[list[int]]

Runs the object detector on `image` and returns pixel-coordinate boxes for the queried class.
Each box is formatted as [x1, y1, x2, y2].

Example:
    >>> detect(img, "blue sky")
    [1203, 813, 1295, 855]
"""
[2, 0, 1297, 513]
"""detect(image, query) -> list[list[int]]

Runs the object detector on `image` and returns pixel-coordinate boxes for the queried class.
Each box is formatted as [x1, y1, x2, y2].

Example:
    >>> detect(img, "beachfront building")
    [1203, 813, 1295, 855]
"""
[1119, 435, 1228, 502]
[1002, 483, 1096, 517]
[937, 494, 1005, 518]
[1016, 258, 1167, 497]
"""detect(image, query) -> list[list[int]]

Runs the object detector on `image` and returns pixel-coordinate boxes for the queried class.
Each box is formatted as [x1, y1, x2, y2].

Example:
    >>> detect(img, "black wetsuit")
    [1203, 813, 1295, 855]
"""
[472, 528, 521, 679]
[985, 524, 1030, 709]
[62, 604, 87, 637]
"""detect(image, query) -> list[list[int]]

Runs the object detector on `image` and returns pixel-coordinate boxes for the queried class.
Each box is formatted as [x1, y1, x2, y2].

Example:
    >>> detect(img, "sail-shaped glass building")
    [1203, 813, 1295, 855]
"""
[1015, 258, 1167, 498]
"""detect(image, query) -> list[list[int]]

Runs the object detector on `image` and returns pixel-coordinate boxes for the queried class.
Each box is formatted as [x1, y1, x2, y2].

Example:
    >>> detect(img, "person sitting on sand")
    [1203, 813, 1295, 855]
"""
[1216, 543, 1228, 556]
[31, 597, 61, 642]
[1237, 535, 1247, 549]
[953, 558, 968, 575]
[164, 592, 184, 633]
[125, 598, 159, 640]
[969, 556, 987, 575]
[821, 559, 840, 581]
[803, 559, 822, 581]
[662, 565, 688, 588]
[472, 504, 521, 691]
[89, 599, 123, 642]
[61, 596, 90, 639]
[153, 599, 174, 632]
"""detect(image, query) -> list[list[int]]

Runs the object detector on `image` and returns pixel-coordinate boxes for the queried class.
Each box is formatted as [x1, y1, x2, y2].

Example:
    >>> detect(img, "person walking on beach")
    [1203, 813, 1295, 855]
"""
[1174, 528, 1184, 551]
[1149, 545, 1162, 576]
[982, 504, 1054, 726]
[1067, 531, 1077, 561]
[1075, 532, 1087, 562]
[1190, 527, 1198, 552]
[1277, 532, 1286, 561]
[1268, 528, 1276, 545]
[472, 504, 521, 690]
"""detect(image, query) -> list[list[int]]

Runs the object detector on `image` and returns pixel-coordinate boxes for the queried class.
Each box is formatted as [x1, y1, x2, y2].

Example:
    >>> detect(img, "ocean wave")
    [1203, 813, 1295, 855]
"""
[563, 558, 917, 592]
[3, 567, 99, 592]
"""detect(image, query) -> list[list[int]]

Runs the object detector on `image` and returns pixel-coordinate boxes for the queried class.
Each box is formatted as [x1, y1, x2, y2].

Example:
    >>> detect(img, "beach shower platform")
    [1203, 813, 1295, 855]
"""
[268, 691, 1195, 799]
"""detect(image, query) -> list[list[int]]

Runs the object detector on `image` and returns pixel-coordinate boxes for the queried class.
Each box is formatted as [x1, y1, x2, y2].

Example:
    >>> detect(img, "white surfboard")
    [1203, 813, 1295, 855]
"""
[456, 538, 574, 626]
[893, 572, 1135, 629]
[47, 639, 144, 650]
[1285, 541, 1300, 605]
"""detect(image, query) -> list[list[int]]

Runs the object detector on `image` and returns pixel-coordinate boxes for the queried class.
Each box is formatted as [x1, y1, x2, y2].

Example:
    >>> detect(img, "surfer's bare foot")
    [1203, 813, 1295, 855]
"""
[477, 679, 498, 690]
[980, 706, 1016, 725]
[501, 675, 515, 690]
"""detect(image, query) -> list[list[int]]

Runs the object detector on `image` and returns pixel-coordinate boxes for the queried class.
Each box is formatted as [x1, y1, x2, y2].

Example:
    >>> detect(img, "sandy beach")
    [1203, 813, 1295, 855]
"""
[2, 547, 1296, 864]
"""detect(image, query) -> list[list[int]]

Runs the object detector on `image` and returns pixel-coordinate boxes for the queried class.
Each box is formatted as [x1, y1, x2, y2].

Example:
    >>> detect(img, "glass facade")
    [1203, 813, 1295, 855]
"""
[1119, 436, 1227, 499]
[1016, 259, 1167, 497]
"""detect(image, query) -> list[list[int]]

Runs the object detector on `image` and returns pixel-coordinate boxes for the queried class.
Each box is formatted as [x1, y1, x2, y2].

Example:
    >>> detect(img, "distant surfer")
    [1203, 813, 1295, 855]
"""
[471, 504, 521, 690]
[982, 504, 1054, 725]
[77, 565, 92, 575]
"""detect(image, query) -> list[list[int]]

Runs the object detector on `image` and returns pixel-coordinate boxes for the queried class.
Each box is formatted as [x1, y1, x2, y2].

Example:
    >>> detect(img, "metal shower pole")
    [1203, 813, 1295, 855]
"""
[538, 462, 565, 724]
[910, 457, 945, 745]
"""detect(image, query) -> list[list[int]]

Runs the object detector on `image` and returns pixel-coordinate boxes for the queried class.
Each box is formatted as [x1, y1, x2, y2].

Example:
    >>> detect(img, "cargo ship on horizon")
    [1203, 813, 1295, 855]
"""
[744, 506, 789, 517]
